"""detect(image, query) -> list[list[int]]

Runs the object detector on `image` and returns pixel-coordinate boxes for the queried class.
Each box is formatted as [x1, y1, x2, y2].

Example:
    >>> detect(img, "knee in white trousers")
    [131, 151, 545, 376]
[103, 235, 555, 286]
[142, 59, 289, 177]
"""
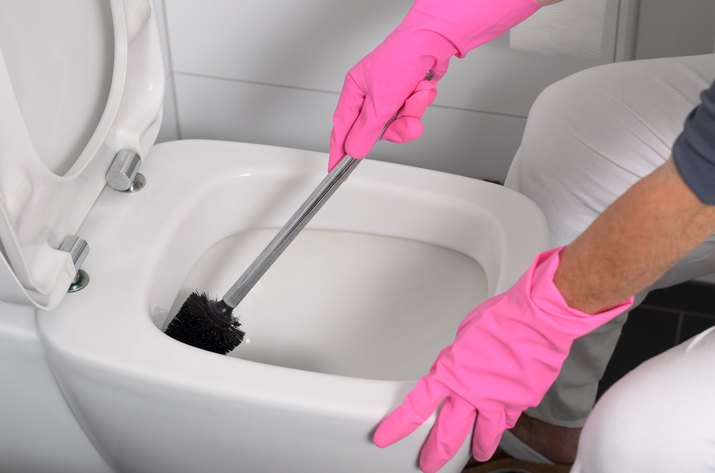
[571, 327, 715, 472]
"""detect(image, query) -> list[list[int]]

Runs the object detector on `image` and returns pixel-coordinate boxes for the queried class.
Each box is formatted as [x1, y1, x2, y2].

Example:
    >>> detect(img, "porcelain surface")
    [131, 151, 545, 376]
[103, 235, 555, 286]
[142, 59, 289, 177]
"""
[38, 140, 548, 472]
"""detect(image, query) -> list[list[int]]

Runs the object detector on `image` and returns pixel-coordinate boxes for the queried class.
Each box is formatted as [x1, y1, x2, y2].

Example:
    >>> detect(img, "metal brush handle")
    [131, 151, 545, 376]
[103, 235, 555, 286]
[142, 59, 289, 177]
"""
[222, 155, 360, 308]
[222, 70, 435, 309]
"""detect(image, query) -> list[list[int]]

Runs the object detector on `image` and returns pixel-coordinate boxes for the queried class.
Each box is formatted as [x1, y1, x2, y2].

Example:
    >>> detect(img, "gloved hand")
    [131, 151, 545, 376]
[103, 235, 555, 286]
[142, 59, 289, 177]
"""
[328, 0, 542, 171]
[373, 247, 634, 473]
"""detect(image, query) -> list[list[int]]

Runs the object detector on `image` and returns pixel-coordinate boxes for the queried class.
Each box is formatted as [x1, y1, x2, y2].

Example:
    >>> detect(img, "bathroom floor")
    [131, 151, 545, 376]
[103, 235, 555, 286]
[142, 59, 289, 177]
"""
[597, 280, 715, 397]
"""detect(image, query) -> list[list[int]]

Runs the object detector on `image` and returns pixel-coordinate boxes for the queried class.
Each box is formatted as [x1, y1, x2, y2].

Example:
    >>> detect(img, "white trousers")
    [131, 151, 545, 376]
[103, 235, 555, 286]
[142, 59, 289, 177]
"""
[571, 326, 715, 472]
[504, 54, 715, 470]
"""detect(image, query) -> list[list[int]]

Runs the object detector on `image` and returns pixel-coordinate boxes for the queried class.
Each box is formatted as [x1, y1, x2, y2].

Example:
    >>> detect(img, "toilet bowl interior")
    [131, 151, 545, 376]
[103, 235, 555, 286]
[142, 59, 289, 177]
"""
[169, 228, 487, 380]
[143, 158, 506, 381]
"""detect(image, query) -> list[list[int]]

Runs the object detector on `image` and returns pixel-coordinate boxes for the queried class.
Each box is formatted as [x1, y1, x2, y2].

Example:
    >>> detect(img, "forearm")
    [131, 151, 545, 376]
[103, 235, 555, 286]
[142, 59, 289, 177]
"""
[554, 157, 715, 314]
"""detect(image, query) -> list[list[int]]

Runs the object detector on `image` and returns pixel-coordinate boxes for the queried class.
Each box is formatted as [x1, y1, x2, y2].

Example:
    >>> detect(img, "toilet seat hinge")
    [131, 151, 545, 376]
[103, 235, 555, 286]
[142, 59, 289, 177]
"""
[106, 149, 146, 193]
[59, 235, 90, 293]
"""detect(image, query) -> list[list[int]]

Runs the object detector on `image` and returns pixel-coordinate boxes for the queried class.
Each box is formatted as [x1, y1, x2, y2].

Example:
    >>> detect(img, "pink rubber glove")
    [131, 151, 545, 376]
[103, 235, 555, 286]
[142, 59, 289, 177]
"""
[373, 247, 634, 472]
[328, 0, 542, 171]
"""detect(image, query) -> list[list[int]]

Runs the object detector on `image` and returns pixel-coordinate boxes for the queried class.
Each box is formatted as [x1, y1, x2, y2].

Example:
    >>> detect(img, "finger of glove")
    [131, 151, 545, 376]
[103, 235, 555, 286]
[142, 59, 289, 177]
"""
[373, 377, 450, 448]
[328, 127, 347, 172]
[328, 74, 366, 171]
[471, 409, 508, 462]
[505, 409, 522, 429]
[431, 57, 450, 82]
[344, 67, 427, 159]
[419, 395, 475, 473]
[381, 80, 438, 143]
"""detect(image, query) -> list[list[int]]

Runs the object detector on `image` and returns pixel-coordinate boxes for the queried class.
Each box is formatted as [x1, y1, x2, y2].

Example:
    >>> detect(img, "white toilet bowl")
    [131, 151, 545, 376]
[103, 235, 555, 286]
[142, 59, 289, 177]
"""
[40, 140, 547, 473]
[0, 2, 548, 473]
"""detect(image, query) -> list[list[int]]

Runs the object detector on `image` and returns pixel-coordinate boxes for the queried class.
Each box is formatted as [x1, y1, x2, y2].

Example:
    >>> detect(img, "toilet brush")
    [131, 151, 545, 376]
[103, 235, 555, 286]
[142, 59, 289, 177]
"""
[165, 71, 435, 354]
[164, 155, 361, 354]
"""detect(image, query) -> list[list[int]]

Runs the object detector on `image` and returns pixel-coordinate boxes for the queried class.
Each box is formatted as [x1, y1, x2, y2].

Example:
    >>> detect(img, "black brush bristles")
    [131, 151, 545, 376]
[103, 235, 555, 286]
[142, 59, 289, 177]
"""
[164, 292, 245, 354]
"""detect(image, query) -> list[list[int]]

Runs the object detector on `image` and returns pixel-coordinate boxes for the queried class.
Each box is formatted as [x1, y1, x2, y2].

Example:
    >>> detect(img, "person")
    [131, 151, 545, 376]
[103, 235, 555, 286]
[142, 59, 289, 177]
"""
[328, 1, 715, 472]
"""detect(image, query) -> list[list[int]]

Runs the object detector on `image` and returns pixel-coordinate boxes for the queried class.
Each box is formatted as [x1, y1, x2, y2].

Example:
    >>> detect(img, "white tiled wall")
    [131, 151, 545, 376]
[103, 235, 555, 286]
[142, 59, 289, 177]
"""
[173, 71, 528, 179]
[634, 0, 715, 60]
[153, 0, 631, 182]
[153, 0, 179, 143]
[152, 0, 712, 182]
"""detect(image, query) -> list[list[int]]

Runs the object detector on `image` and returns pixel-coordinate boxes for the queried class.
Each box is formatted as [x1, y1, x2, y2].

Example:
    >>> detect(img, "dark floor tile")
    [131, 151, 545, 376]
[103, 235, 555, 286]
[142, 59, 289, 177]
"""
[678, 314, 715, 344]
[643, 282, 715, 316]
[597, 306, 679, 399]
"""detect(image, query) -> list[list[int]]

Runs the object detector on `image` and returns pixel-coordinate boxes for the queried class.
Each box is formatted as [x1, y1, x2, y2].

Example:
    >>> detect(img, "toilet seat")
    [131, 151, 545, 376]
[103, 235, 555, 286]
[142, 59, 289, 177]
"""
[0, 0, 164, 309]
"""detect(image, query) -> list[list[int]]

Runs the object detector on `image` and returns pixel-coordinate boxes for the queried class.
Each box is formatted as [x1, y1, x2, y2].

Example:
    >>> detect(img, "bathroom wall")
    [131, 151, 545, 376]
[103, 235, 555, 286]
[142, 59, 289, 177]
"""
[634, 0, 715, 60]
[152, 0, 637, 182]
[153, 1, 713, 182]
[153, 0, 180, 143]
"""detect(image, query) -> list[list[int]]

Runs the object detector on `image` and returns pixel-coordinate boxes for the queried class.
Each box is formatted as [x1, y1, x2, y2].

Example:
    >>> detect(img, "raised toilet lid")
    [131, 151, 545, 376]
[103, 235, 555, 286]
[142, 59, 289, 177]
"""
[0, 0, 164, 309]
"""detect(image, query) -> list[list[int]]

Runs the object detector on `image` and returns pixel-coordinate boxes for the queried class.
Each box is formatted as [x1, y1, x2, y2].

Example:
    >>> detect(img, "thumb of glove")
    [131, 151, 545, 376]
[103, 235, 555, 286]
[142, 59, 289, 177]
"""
[471, 409, 508, 462]
[381, 79, 438, 143]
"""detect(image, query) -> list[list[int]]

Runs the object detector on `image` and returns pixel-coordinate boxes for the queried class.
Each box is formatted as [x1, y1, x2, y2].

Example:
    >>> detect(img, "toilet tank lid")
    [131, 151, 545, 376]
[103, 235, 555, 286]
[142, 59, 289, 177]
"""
[0, 0, 164, 309]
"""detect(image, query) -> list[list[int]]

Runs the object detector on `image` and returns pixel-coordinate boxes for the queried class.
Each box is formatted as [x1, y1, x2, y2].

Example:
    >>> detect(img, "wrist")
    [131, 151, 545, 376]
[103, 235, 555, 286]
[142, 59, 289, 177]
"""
[531, 247, 633, 326]
[391, 9, 463, 59]
[552, 245, 605, 314]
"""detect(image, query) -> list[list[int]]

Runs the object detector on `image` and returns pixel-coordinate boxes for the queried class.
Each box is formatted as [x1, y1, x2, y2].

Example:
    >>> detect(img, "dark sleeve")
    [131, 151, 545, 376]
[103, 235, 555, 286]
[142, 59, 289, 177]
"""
[672, 79, 715, 204]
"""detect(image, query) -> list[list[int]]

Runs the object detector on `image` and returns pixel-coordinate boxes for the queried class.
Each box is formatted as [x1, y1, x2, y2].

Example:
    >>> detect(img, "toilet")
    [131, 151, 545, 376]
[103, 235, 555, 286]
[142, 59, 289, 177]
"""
[0, 1, 548, 473]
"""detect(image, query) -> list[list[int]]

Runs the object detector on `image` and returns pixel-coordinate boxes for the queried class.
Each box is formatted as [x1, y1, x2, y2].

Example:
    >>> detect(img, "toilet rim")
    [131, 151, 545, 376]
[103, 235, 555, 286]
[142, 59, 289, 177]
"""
[39, 140, 548, 416]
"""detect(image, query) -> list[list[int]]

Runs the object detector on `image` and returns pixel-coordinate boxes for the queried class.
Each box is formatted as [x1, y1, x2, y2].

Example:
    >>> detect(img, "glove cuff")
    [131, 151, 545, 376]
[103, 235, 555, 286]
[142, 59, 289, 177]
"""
[529, 247, 634, 337]
[405, 0, 541, 57]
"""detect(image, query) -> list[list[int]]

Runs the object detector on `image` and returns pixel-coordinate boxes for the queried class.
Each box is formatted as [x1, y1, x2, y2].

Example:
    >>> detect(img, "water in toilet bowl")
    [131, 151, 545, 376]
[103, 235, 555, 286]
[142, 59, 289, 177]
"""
[167, 228, 488, 381]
